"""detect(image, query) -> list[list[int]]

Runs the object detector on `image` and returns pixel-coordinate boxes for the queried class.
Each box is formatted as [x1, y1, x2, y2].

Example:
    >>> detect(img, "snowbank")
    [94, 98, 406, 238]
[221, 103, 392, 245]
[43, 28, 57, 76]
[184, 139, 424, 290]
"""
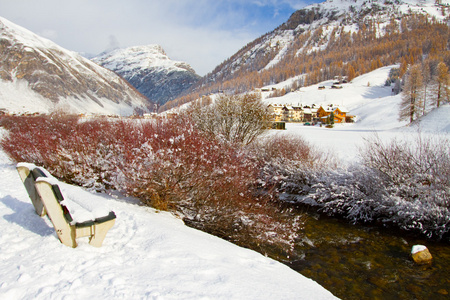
[0, 135, 337, 299]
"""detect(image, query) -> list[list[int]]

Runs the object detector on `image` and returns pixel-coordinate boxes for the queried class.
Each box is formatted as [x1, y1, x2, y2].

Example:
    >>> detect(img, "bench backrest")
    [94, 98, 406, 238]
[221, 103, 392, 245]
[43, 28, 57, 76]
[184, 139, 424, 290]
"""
[35, 179, 77, 247]
[17, 165, 47, 216]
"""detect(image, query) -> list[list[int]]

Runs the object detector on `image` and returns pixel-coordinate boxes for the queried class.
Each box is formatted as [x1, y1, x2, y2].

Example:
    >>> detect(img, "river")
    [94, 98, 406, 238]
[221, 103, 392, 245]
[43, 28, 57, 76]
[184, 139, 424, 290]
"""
[285, 208, 449, 299]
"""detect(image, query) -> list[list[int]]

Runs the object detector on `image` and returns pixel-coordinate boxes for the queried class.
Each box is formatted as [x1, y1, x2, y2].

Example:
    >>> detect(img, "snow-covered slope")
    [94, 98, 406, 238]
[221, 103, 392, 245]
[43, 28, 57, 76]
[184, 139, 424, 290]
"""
[0, 129, 337, 299]
[263, 65, 450, 162]
[263, 66, 408, 130]
[204, 0, 449, 86]
[92, 45, 200, 105]
[0, 17, 151, 116]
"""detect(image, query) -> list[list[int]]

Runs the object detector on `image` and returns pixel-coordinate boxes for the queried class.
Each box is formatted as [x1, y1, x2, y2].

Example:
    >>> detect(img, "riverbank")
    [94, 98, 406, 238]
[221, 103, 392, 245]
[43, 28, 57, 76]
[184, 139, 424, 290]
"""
[0, 133, 337, 299]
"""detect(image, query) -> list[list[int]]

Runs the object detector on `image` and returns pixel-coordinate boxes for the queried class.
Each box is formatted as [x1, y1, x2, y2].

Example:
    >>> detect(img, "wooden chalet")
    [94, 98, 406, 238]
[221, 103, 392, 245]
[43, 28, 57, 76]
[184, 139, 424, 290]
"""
[317, 105, 349, 123]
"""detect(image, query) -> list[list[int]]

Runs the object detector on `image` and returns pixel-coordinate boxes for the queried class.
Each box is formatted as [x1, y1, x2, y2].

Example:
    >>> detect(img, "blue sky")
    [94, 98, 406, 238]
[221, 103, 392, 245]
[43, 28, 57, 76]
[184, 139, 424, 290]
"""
[0, 0, 320, 75]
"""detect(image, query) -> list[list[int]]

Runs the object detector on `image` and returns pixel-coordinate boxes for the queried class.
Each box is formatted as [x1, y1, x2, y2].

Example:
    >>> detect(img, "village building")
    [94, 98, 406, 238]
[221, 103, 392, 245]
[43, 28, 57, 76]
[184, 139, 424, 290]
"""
[267, 104, 284, 122]
[268, 103, 352, 124]
[290, 105, 304, 122]
[317, 105, 349, 123]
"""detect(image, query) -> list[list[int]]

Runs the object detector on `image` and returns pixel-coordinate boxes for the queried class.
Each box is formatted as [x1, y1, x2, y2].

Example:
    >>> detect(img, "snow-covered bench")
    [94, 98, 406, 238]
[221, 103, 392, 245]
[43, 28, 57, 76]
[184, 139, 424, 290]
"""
[16, 163, 116, 248]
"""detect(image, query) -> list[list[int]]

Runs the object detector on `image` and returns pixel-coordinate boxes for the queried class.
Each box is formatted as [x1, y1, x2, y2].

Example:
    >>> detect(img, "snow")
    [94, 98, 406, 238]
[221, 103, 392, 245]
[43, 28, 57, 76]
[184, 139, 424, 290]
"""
[411, 245, 427, 254]
[263, 65, 450, 162]
[0, 77, 139, 116]
[0, 131, 337, 299]
[92, 45, 196, 74]
[263, 30, 295, 70]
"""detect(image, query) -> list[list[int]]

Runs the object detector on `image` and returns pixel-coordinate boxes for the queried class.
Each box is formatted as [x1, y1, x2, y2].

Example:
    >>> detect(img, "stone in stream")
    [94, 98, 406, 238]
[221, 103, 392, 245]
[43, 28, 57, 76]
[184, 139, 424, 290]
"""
[411, 245, 432, 265]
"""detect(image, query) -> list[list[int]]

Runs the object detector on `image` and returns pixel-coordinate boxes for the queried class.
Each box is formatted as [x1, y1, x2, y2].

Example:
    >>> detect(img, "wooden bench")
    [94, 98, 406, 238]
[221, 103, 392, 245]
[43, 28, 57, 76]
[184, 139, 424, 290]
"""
[17, 163, 116, 248]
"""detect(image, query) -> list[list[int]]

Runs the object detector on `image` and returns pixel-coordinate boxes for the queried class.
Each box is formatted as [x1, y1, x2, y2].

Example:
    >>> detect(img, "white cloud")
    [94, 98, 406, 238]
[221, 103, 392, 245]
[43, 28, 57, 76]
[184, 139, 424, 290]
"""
[38, 29, 58, 40]
[0, 0, 317, 75]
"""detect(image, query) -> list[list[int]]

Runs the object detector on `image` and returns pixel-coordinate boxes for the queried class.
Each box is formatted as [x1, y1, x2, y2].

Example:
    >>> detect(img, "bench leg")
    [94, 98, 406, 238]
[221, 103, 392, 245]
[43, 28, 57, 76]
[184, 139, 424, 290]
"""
[56, 226, 77, 248]
[89, 219, 115, 247]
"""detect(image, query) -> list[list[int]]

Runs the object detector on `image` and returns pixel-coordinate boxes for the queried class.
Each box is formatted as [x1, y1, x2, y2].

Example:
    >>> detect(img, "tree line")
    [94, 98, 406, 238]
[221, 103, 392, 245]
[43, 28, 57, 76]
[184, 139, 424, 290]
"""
[400, 60, 450, 123]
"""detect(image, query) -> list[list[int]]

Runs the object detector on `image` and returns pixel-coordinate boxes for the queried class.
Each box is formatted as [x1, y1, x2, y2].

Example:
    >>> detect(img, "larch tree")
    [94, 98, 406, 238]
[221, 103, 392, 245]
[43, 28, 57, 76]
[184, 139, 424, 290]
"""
[399, 64, 424, 123]
[421, 60, 432, 115]
[434, 62, 450, 108]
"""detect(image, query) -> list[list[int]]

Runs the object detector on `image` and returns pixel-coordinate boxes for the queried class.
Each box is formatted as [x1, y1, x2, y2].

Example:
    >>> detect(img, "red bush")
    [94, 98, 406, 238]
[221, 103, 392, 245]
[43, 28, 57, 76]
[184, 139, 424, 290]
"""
[1, 114, 301, 255]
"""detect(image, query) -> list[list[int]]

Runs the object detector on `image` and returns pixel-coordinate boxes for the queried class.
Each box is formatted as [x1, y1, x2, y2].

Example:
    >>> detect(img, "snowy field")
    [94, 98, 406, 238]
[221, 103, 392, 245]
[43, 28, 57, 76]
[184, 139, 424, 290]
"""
[263, 66, 450, 163]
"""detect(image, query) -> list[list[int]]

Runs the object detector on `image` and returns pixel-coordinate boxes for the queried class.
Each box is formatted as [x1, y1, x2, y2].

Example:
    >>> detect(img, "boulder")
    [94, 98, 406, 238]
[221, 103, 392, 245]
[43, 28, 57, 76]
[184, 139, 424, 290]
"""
[411, 245, 432, 265]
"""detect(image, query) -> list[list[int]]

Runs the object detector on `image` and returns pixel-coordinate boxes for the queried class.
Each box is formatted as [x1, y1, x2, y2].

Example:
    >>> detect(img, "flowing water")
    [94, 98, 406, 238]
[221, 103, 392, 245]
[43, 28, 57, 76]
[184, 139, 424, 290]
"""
[285, 209, 450, 300]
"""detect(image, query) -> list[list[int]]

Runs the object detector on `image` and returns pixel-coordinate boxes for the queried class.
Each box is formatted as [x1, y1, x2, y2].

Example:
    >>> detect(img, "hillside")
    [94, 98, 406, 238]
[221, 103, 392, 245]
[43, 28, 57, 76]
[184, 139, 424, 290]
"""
[92, 45, 200, 106]
[261, 65, 450, 162]
[0, 17, 151, 116]
[161, 0, 450, 111]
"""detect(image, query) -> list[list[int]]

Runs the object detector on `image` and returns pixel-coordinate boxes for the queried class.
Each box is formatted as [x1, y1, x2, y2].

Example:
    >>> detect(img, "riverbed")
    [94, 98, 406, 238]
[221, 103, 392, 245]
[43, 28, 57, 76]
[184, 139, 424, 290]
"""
[286, 208, 449, 299]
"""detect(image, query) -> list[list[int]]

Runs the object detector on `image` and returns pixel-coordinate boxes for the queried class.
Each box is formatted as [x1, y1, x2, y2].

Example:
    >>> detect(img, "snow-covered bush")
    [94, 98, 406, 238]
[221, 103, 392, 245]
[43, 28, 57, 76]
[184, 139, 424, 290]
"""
[0, 114, 79, 169]
[295, 134, 450, 240]
[117, 117, 257, 211]
[360, 134, 450, 239]
[250, 134, 334, 199]
[1, 114, 125, 191]
[303, 167, 386, 223]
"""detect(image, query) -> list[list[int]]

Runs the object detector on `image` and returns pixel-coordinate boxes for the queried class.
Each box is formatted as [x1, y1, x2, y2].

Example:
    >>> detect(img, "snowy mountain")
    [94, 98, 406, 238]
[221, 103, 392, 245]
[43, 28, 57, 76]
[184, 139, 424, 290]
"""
[0, 17, 151, 116]
[173, 0, 450, 108]
[92, 45, 201, 105]
[213, 0, 449, 79]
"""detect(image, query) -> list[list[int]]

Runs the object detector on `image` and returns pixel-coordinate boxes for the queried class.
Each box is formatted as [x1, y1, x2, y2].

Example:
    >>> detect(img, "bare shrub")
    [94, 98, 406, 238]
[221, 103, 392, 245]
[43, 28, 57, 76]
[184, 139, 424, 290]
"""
[118, 117, 258, 211]
[0, 114, 78, 167]
[362, 133, 450, 204]
[302, 133, 450, 240]
[188, 93, 272, 146]
[251, 134, 334, 198]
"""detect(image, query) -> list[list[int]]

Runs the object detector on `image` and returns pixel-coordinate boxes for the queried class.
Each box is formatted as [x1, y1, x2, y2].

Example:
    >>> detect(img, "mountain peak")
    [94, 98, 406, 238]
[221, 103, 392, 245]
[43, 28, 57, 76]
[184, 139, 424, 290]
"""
[92, 45, 200, 105]
[282, 0, 448, 30]
[93, 44, 196, 74]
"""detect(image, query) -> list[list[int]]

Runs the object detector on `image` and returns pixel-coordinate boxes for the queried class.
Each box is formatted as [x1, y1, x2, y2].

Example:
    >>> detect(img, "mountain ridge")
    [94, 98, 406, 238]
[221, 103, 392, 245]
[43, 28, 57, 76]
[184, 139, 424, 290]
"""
[0, 17, 151, 115]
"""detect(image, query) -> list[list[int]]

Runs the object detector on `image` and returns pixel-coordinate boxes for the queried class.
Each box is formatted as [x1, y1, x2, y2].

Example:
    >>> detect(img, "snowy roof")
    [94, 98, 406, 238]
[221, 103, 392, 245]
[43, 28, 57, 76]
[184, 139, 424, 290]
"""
[321, 105, 349, 113]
